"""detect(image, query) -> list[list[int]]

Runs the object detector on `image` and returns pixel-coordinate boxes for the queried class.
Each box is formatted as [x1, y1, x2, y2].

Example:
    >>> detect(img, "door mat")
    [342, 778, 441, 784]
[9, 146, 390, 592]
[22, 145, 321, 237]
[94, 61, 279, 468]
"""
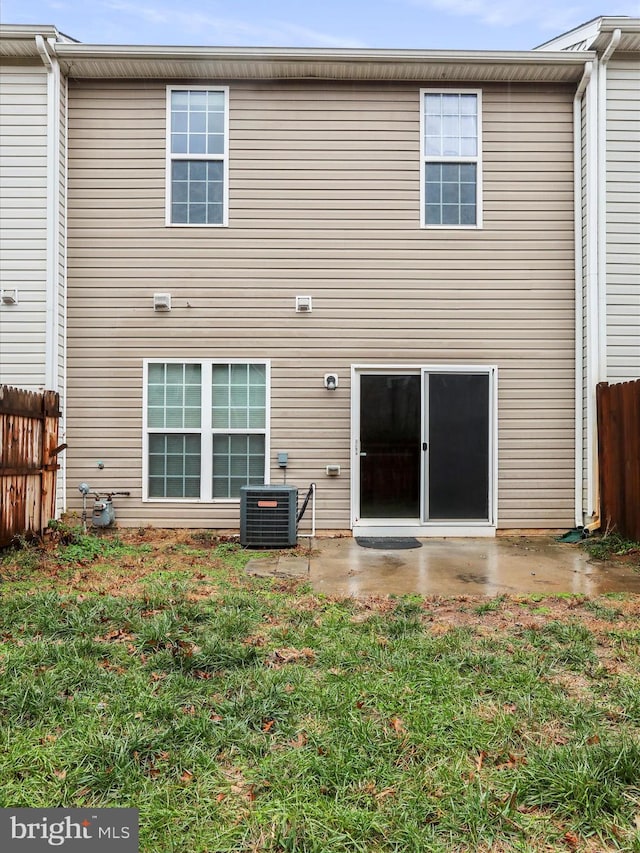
[556, 528, 585, 543]
[356, 537, 423, 550]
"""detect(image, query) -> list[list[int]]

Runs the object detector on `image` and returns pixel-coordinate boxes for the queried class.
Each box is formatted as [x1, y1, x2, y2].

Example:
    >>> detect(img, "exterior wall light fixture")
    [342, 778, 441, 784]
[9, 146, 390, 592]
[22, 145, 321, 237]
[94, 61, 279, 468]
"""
[324, 373, 338, 391]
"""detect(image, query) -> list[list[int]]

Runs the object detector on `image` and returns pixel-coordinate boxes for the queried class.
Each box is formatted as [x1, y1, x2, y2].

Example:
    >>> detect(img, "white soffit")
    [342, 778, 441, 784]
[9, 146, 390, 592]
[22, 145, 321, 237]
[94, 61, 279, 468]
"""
[0, 25, 76, 58]
[51, 45, 593, 84]
[538, 17, 640, 54]
[592, 25, 640, 53]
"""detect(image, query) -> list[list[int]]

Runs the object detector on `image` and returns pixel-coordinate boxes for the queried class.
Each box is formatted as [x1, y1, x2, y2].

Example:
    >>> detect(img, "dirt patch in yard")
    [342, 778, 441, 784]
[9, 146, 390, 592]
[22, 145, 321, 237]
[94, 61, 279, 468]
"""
[3, 528, 640, 636]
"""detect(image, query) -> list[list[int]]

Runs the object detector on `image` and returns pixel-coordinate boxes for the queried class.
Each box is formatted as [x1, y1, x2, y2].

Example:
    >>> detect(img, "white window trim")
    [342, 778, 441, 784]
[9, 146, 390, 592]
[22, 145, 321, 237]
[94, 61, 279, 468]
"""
[420, 88, 483, 230]
[142, 358, 270, 502]
[165, 85, 230, 228]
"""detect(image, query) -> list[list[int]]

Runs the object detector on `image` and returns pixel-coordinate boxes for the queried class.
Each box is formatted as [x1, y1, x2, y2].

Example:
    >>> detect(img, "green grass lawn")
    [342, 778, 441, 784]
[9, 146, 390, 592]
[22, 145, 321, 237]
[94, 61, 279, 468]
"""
[1, 528, 640, 852]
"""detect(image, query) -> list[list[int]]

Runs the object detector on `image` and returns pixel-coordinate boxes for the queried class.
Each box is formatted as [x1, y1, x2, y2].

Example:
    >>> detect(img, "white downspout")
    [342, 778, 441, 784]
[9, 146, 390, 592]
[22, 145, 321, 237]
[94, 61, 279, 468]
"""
[585, 28, 621, 530]
[597, 28, 621, 383]
[62, 74, 69, 513]
[585, 57, 599, 523]
[36, 34, 64, 515]
[35, 34, 61, 393]
[573, 61, 592, 528]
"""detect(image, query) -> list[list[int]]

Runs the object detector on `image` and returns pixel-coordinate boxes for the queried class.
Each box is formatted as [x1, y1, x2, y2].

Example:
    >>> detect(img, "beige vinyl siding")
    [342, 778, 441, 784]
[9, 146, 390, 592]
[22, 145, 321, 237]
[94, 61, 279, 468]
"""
[606, 58, 640, 382]
[66, 79, 576, 530]
[0, 65, 48, 389]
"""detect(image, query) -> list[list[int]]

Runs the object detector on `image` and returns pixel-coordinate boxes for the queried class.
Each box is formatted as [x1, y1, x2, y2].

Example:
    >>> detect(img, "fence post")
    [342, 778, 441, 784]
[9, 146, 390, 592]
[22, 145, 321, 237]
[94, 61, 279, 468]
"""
[597, 379, 640, 542]
[0, 385, 60, 546]
[622, 380, 640, 541]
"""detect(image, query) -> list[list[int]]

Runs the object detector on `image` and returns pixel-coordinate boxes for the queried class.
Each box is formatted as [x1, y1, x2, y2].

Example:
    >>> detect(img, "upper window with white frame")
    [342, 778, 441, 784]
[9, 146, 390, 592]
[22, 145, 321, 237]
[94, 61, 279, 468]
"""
[144, 360, 268, 500]
[166, 87, 228, 226]
[421, 90, 481, 228]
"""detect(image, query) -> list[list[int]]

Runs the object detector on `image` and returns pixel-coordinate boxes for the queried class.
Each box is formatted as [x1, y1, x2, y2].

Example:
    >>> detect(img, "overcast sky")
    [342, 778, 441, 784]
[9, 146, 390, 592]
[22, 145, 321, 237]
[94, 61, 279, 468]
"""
[3, 0, 640, 50]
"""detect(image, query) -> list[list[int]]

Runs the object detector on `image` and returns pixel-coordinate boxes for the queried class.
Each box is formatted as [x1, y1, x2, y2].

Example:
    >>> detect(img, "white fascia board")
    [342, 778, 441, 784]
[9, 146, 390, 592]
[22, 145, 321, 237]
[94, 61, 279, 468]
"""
[52, 42, 594, 82]
[53, 44, 590, 61]
[537, 17, 640, 53]
[591, 21, 640, 52]
[0, 24, 61, 39]
[0, 26, 76, 58]
[597, 17, 640, 34]
[535, 19, 602, 51]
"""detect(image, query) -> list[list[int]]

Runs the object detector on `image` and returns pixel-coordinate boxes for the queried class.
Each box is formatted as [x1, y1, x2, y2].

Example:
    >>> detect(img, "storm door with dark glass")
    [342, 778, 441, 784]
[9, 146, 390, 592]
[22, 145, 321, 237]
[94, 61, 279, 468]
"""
[359, 374, 421, 519]
[357, 370, 492, 524]
[426, 372, 490, 521]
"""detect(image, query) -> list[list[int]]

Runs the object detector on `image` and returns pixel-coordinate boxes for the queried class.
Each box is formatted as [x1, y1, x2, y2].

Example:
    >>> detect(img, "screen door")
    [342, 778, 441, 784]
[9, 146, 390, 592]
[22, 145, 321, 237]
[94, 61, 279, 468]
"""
[359, 374, 421, 518]
[426, 372, 490, 520]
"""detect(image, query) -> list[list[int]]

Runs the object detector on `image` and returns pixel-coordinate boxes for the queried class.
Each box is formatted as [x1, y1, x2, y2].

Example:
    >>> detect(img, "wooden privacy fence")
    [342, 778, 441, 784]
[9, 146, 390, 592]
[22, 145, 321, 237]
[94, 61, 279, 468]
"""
[596, 379, 640, 542]
[0, 385, 62, 547]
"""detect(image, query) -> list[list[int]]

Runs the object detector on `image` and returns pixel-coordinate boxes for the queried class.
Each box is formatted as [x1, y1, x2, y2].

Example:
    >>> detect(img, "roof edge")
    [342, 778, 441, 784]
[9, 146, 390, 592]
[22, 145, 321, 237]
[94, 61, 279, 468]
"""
[536, 16, 640, 52]
[0, 24, 77, 42]
[51, 43, 595, 83]
[53, 43, 593, 64]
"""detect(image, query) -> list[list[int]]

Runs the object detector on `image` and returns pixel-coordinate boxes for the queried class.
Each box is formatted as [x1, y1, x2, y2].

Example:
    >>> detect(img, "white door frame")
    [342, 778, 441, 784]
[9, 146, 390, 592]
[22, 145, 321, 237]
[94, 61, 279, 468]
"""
[350, 364, 498, 537]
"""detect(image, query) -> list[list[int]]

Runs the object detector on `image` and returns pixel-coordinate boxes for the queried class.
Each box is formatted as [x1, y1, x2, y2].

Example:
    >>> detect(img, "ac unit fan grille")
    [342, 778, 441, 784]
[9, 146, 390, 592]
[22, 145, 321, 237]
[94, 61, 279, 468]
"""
[240, 486, 298, 548]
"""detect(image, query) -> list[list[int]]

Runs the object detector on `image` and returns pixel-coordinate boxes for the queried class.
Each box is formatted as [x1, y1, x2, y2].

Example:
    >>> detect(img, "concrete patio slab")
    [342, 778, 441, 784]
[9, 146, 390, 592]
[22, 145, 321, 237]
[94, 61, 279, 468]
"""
[247, 536, 640, 597]
[246, 553, 309, 579]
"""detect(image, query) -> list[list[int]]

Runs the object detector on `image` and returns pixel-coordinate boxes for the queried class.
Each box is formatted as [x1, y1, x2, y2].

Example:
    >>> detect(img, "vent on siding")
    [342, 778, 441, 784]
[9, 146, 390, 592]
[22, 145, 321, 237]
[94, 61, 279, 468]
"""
[240, 485, 298, 548]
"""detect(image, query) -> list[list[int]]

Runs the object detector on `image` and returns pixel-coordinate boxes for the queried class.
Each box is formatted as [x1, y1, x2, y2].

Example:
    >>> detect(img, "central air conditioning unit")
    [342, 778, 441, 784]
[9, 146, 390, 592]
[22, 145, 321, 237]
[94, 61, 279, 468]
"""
[240, 485, 298, 548]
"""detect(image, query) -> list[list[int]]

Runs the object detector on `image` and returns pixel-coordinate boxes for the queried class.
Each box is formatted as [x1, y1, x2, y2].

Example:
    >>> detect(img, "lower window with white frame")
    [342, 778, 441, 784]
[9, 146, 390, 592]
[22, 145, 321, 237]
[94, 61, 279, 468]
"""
[145, 360, 268, 500]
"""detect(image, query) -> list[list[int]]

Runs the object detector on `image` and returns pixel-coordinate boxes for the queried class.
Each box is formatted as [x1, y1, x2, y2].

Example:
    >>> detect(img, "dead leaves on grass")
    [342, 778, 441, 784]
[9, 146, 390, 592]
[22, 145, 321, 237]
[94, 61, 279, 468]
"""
[132, 749, 171, 781]
[136, 754, 196, 788]
[359, 780, 397, 802]
[97, 659, 125, 674]
[288, 731, 308, 749]
[265, 647, 316, 669]
[389, 716, 406, 736]
[216, 766, 264, 805]
[193, 669, 213, 680]
[93, 628, 135, 644]
[172, 639, 201, 657]
[466, 750, 528, 781]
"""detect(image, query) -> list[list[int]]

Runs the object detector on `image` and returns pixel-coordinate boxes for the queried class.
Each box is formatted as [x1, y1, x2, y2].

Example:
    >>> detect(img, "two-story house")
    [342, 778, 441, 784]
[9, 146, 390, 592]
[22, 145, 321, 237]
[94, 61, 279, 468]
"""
[8, 23, 633, 538]
[40, 41, 591, 537]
